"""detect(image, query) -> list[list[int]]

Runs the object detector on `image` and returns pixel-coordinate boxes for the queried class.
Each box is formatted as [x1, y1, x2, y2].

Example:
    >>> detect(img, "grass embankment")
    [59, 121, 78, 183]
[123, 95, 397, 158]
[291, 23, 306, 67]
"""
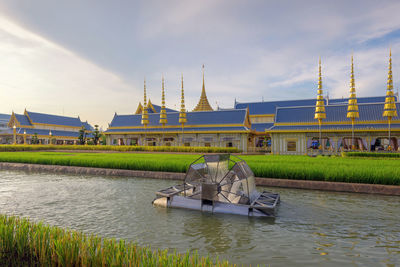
[0, 214, 231, 267]
[0, 144, 240, 153]
[0, 152, 400, 185]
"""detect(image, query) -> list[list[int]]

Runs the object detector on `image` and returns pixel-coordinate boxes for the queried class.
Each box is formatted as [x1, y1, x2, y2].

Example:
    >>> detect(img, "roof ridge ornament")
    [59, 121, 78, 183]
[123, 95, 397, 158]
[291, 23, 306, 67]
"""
[193, 64, 213, 112]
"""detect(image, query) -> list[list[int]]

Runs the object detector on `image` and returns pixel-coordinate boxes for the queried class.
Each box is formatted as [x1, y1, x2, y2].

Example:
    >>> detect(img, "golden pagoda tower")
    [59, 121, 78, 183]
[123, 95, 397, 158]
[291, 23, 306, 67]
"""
[383, 49, 397, 151]
[159, 75, 168, 145]
[179, 74, 187, 146]
[347, 55, 359, 150]
[193, 65, 213, 111]
[141, 78, 149, 145]
[314, 57, 326, 150]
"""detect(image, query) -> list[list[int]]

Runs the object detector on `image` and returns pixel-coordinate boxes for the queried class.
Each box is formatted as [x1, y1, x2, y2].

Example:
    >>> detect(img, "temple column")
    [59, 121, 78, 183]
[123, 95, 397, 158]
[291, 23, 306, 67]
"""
[332, 136, 339, 154]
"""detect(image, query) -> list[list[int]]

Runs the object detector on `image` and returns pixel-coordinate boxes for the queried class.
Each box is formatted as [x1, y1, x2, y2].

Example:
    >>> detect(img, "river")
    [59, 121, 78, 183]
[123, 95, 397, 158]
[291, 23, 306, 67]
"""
[0, 170, 399, 266]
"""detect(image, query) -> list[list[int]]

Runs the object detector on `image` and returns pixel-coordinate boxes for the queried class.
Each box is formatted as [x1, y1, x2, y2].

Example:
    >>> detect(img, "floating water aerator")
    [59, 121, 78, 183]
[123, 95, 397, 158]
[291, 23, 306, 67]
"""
[153, 154, 280, 217]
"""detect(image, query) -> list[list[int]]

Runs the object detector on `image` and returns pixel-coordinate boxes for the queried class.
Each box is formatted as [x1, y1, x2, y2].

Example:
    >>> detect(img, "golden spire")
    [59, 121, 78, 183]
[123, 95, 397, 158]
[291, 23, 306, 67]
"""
[159, 74, 168, 125]
[383, 49, 397, 118]
[141, 78, 149, 126]
[193, 64, 213, 111]
[179, 74, 187, 125]
[314, 57, 326, 120]
[347, 55, 359, 119]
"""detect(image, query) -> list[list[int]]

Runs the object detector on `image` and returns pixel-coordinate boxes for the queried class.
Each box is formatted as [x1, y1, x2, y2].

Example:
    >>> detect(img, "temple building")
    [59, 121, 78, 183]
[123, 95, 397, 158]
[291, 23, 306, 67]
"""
[106, 56, 400, 153]
[267, 53, 399, 154]
[0, 110, 93, 144]
[105, 72, 253, 149]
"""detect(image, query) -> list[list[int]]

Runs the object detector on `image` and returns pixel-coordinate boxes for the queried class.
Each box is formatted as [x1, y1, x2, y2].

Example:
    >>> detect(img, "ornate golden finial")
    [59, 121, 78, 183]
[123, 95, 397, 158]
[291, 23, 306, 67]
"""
[347, 55, 359, 150]
[179, 74, 187, 125]
[141, 78, 149, 126]
[159, 74, 168, 125]
[383, 48, 397, 118]
[193, 64, 213, 111]
[383, 49, 397, 150]
[314, 57, 326, 150]
[314, 57, 326, 120]
[347, 55, 359, 119]
[202, 64, 205, 88]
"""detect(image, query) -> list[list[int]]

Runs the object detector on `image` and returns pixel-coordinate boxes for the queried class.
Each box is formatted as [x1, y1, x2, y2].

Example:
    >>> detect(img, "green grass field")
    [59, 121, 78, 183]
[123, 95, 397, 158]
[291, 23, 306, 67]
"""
[0, 152, 399, 185]
[0, 144, 240, 153]
[0, 214, 232, 267]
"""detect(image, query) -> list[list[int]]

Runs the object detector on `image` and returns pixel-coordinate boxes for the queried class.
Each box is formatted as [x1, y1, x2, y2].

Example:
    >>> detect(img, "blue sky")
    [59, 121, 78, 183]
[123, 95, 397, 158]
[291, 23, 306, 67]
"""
[0, 0, 399, 128]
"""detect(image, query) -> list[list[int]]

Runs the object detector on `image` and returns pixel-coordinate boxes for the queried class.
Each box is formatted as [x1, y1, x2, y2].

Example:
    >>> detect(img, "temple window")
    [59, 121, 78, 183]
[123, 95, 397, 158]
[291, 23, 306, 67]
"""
[287, 140, 297, 152]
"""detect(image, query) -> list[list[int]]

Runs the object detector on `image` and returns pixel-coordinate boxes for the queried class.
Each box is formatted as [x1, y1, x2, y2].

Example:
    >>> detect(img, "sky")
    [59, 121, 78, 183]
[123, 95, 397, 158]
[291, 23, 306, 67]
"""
[0, 0, 399, 128]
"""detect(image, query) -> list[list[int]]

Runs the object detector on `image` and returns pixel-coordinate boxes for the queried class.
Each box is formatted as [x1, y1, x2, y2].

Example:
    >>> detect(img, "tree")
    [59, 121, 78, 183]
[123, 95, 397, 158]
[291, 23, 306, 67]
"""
[31, 133, 39, 145]
[92, 125, 101, 145]
[78, 126, 87, 145]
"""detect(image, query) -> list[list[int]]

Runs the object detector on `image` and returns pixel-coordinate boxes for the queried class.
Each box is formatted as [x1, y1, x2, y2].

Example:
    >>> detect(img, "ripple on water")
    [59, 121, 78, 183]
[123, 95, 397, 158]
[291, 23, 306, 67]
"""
[0, 170, 399, 266]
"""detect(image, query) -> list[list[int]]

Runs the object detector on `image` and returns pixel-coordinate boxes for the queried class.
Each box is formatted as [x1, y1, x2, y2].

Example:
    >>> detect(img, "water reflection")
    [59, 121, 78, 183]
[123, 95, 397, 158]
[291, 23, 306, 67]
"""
[0, 170, 399, 266]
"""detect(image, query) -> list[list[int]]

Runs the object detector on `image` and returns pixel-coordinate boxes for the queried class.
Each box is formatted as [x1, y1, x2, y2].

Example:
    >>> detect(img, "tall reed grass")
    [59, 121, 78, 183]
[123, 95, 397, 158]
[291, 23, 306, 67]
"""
[0, 152, 399, 185]
[0, 214, 232, 267]
[0, 144, 240, 153]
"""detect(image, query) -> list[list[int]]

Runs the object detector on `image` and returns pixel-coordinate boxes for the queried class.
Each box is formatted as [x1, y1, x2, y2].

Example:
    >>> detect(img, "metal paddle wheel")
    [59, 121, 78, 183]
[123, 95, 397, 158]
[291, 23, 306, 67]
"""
[153, 154, 280, 217]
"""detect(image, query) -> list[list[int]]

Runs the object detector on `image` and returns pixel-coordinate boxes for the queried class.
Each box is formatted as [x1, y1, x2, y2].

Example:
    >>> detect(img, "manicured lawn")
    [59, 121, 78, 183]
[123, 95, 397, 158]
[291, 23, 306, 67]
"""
[0, 152, 399, 185]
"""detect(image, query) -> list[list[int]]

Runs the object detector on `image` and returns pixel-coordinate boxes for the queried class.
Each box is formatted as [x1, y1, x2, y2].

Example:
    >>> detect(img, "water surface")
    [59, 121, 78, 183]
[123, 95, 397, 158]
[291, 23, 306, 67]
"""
[0, 170, 399, 266]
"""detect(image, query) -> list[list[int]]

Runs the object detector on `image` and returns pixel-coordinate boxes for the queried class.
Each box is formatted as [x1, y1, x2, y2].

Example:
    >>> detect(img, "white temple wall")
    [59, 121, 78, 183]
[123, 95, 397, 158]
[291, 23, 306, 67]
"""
[32, 124, 80, 132]
[271, 133, 306, 155]
[106, 132, 250, 152]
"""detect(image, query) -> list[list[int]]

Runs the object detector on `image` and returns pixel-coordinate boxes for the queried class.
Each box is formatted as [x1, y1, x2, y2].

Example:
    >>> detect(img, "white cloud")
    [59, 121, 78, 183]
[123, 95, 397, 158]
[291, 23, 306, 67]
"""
[0, 0, 400, 119]
[0, 15, 139, 128]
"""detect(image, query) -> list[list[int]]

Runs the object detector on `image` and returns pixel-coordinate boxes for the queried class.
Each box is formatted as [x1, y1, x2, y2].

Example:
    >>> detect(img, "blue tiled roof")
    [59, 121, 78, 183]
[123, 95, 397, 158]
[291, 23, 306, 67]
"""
[150, 104, 177, 113]
[252, 123, 274, 132]
[0, 113, 10, 123]
[82, 121, 94, 131]
[109, 109, 248, 128]
[328, 96, 387, 105]
[235, 99, 316, 114]
[26, 111, 82, 127]
[235, 96, 389, 115]
[7, 127, 91, 138]
[15, 114, 32, 126]
[275, 103, 399, 123]
[105, 126, 249, 133]
[269, 123, 400, 131]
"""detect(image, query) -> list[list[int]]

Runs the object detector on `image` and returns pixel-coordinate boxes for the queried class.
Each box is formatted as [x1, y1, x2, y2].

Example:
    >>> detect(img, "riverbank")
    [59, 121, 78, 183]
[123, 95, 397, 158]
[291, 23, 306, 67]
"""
[1, 162, 399, 196]
[0, 152, 400, 185]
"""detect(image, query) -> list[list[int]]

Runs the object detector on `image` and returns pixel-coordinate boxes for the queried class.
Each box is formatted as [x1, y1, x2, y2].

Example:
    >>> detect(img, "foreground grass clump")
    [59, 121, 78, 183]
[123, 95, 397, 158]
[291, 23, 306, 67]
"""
[0, 144, 240, 153]
[0, 152, 399, 185]
[0, 214, 232, 267]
